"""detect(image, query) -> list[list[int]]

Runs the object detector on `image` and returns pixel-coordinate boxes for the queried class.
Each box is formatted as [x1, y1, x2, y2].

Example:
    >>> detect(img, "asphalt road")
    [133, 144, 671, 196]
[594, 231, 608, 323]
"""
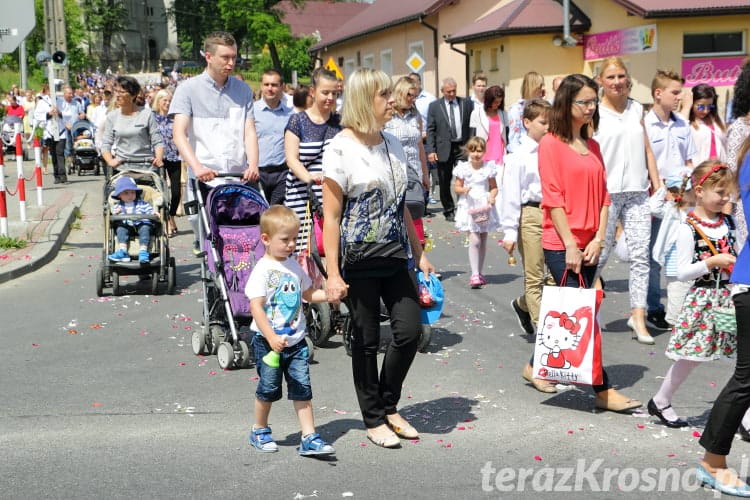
[0, 178, 738, 499]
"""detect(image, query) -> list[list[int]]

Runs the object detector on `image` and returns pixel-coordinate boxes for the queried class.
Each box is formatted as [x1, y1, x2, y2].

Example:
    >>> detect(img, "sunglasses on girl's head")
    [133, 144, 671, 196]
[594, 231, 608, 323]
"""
[696, 104, 716, 111]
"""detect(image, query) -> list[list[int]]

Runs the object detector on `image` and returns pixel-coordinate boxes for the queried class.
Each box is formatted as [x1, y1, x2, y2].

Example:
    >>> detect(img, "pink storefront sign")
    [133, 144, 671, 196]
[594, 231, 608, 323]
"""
[583, 25, 657, 61]
[682, 57, 744, 88]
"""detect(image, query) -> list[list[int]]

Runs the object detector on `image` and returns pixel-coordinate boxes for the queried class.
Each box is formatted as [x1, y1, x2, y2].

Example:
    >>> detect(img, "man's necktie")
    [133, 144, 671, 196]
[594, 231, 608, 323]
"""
[449, 100, 458, 140]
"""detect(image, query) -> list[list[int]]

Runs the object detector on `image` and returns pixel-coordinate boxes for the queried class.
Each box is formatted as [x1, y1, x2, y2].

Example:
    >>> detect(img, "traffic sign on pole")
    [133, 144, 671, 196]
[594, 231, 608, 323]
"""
[324, 57, 344, 80]
[406, 52, 426, 73]
[0, 0, 36, 54]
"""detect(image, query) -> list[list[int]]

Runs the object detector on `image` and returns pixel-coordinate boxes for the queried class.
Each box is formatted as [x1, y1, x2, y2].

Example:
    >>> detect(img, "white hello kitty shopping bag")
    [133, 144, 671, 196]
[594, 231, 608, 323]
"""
[532, 274, 603, 386]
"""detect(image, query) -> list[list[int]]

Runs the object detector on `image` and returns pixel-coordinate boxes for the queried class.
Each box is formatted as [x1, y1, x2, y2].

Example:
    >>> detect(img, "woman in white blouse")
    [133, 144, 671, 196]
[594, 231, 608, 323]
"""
[593, 57, 660, 345]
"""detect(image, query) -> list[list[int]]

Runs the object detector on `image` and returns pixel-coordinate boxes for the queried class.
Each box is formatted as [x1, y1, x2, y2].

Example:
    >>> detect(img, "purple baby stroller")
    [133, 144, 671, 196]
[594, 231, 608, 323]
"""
[189, 179, 268, 369]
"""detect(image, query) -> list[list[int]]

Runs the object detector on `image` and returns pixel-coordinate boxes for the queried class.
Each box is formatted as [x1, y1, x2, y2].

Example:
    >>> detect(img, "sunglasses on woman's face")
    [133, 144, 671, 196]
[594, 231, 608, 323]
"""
[695, 104, 716, 111]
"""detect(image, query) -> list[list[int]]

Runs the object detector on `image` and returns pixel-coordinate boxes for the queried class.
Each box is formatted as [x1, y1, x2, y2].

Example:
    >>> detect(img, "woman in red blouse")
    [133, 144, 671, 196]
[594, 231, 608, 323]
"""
[536, 74, 641, 413]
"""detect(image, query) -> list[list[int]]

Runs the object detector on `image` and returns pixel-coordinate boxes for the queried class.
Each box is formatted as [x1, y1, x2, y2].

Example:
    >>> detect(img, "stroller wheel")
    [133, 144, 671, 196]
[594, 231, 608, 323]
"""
[305, 302, 332, 347]
[96, 266, 105, 297]
[191, 329, 207, 355]
[238, 340, 253, 368]
[166, 258, 176, 295]
[209, 324, 225, 354]
[112, 271, 121, 296]
[342, 314, 353, 357]
[150, 273, 159, 295]
[305, 336, 315, 363]
[217, 342, 235, 370]
[418, 324, 432, 353]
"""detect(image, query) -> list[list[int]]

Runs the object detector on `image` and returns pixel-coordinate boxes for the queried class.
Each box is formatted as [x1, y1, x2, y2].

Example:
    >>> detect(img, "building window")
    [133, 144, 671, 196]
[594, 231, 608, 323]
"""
[683, 32, 744, 57]
[363, 54, 374, 69]
[380, 49, 392, 76]
[408, 41, 425, 70]
[490, 48, 499, 71]
[474, 49, 482, 71]
[344, 59, 356, 79]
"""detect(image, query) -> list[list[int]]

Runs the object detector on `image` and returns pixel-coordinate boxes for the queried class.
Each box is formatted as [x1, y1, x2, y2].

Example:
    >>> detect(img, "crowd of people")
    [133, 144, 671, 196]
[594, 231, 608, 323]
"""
[5, 30, 750, 495]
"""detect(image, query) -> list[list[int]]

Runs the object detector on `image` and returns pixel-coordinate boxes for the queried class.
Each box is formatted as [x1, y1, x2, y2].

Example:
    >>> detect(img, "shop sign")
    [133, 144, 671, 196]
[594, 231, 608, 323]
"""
[583, 25, 657, 61]
[682, 57, 744, 87]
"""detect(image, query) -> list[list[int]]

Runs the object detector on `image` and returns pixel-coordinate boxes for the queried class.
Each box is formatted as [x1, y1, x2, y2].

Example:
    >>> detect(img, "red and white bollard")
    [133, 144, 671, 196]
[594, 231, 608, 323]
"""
[15, 125, 27, 222]
[0, 146, 7, 236]
[33, 136, 43, 206]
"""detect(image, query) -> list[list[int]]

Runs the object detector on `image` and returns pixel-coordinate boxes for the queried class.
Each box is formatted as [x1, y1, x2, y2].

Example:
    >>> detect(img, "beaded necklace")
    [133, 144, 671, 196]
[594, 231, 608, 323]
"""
[687, 210, 724, 229]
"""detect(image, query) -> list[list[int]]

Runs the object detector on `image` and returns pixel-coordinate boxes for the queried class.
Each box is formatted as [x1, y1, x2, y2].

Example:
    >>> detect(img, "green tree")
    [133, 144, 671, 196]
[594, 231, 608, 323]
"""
[167, 0, 224, 61]
[80, 0, 129, 69]
[217, 0, 313, 79]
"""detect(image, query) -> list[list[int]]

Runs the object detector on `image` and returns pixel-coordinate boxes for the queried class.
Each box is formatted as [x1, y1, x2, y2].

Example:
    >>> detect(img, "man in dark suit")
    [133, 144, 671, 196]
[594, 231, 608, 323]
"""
[425, 78, 474, 222]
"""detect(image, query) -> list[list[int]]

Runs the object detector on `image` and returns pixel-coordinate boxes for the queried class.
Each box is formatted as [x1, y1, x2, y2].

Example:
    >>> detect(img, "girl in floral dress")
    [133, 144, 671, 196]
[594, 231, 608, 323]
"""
[648, 160, 740, 428]
[453, 137, 499, 288]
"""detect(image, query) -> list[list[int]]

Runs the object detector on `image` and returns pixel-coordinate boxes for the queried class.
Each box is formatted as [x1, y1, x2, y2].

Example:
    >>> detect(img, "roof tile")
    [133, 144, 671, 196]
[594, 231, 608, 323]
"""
[312, 0, 451, 50]
[277, 0, 369, 41]
[447, 0, 590, 43]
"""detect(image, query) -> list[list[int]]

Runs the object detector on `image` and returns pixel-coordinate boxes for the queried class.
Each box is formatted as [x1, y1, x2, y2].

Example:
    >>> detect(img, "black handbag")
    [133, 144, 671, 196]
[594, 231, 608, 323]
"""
[405, 173, 426, 219]
[342, 241, 407, 271]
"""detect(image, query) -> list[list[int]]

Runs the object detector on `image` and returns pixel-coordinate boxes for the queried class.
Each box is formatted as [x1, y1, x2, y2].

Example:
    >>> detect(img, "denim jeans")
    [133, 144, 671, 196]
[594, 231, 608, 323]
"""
[535, 249, 612, 393]
[115, 224, 152, 248]
[253, 334, 312, 402]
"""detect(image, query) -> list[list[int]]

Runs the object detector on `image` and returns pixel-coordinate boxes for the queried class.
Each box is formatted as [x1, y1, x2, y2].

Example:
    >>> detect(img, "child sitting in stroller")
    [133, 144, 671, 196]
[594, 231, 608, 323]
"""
[108, 176, 156, 264]
[74, 128, 93, 145]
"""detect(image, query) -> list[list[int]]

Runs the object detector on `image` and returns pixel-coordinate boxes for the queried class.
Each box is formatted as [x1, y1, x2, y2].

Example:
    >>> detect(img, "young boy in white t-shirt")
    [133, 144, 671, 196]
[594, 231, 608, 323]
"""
[245, 205, 334, 457]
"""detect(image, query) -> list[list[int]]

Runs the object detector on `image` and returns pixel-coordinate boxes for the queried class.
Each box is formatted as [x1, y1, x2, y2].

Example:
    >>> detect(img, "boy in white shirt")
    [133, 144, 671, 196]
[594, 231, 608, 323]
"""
[245, 205, 334, 457]
[644, 70, 697, 329]
[499, 99, 556, 393]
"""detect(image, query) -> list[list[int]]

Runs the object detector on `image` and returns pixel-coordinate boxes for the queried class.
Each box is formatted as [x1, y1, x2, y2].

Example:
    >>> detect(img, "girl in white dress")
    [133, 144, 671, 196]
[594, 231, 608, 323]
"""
[453, 137, 499, 288]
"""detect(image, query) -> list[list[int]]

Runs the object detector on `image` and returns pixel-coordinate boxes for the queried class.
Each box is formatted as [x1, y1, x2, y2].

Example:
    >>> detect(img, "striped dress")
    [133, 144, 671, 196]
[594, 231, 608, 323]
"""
[284, 111, 341, 251]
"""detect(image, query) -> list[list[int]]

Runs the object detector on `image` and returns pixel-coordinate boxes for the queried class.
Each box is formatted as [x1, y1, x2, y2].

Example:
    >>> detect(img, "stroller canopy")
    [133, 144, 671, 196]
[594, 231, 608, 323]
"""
[205, 184, 268, 238]
[71, 119, 96, 139]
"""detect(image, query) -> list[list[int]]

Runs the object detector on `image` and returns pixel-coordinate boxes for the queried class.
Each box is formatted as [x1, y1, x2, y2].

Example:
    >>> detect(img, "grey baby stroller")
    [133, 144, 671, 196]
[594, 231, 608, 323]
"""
[96, 168, 177, 296]
[70, 119, 100, 175]
[1, 115, 24, 160]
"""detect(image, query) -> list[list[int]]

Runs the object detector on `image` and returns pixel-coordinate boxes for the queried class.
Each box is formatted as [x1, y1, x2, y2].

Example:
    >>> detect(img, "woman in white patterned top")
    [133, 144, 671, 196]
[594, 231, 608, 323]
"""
[384, 77, 430, 242]
[322, 69, 434, 449]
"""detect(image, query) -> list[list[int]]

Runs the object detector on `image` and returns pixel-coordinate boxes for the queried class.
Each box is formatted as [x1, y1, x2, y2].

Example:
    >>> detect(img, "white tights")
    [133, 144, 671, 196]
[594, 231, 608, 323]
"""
[654, 359, 750, 426]
[468, 231, 487, 276]
[653, 359, 700, 421]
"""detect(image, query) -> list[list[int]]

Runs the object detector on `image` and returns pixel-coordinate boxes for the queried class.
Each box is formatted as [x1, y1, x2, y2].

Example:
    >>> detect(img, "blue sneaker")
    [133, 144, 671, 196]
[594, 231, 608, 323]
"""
[108, 249, 130, 262]
[249, 426, 278, 453]
[298, 432, 335, 457]
[138, 250, 150, 263]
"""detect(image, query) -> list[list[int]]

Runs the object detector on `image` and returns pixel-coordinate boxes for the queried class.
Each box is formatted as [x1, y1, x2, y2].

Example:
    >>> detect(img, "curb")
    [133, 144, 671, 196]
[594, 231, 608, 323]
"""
[0, 191, 87, 284]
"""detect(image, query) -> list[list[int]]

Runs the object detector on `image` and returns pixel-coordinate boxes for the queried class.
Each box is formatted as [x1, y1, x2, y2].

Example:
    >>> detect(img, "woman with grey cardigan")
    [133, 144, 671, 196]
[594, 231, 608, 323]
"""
[101, 76, 163, 172]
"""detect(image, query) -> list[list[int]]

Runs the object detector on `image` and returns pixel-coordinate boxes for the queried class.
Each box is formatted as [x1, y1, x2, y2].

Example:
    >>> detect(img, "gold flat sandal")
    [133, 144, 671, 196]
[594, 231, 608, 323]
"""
[367, 430, 401, 448]
[387, 420, 420, 439]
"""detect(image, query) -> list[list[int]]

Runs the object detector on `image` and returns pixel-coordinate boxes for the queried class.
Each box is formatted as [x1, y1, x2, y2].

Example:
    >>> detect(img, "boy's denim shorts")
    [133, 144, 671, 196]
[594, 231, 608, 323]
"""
[252, 333, 312, 402]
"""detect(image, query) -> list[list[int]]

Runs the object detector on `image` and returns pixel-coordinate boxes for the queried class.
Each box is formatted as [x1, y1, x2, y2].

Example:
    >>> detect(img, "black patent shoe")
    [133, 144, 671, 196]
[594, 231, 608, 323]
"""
[647, 399, 688, 428]
[739, 425, 750, 442]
